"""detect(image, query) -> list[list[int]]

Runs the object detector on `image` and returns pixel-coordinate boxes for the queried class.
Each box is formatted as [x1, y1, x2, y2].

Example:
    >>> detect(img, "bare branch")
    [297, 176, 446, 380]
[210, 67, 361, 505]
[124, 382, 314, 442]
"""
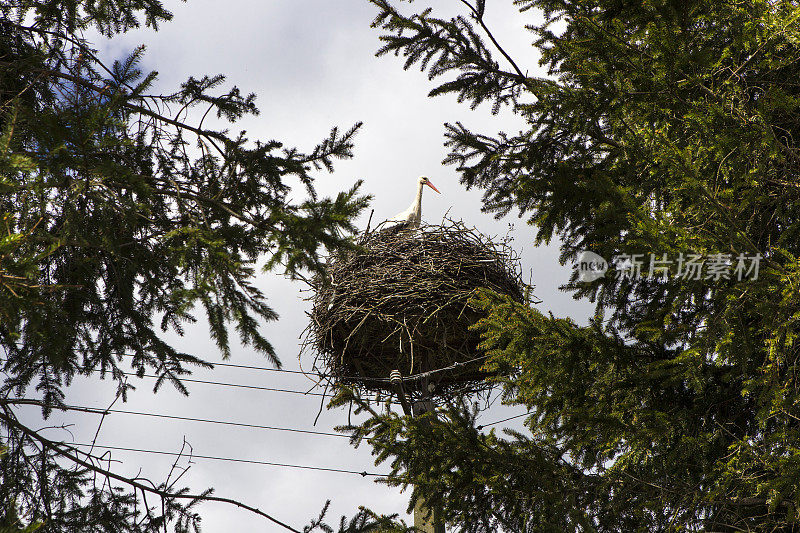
[0, 407, 302, 533]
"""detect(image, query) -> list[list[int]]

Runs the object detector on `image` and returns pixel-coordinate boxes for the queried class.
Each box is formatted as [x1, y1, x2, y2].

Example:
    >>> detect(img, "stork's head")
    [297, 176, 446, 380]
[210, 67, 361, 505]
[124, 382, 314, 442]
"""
[418, 175, 441, 194]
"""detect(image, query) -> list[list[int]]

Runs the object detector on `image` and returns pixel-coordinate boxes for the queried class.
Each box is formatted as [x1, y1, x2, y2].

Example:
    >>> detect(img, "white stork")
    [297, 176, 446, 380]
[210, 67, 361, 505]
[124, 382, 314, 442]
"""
[387, 175, 441, 229]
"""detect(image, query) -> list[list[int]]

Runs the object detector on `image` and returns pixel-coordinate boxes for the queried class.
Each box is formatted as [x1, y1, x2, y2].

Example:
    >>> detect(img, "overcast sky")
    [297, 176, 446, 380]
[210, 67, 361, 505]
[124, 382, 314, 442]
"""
[18, 1, 593, 530]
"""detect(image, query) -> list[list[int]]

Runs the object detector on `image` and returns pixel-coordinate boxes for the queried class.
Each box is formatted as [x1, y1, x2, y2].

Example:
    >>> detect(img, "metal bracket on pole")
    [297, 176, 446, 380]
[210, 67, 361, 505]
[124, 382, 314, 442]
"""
[390, 369, 412, 416]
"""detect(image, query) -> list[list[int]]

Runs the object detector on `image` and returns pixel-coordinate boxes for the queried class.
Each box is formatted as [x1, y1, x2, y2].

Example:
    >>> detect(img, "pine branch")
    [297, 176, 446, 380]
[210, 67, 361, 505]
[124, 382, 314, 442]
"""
[29, 66, 229, 155]
[456, 0, 528, 83]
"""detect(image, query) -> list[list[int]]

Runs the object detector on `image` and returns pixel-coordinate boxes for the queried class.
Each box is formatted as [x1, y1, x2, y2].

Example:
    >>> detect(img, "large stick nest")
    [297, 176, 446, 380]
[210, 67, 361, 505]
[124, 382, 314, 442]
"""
[304, 219, 526, 396]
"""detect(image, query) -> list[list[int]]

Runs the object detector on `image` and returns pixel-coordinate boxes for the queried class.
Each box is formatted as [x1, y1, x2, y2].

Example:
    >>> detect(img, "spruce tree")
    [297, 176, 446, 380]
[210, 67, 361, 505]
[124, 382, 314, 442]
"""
[345, 1, 800, 531]
[0, 1, 405, 531]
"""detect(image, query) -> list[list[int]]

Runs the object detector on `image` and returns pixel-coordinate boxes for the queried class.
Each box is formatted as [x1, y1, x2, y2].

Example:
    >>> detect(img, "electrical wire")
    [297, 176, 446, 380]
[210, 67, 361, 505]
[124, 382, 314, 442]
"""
[8, 400, 527, 478]
[76, 351, 379, 382]
[66, 442, 386, 477]
[9, 399, 349, 438]
[6, 346, 489, 384]
[98, 370, 331, 397]
[116, 353, 315, 377]
[115, 353, 488, 385]
[399, 355, 490, 382]
[189, 360, 309, 375]
[92, 370, 404, 405]
[4, 345, 523, 480]
[12, 394, 528, 434]
[0, 355, 398, 402]
[477, 411, 531, 429]
[6, 354, 511, 429]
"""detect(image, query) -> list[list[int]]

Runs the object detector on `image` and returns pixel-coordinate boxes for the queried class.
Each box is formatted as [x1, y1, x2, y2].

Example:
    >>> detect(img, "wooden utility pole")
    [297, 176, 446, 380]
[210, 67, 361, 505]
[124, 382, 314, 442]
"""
[391, 371, 445, 533]
[412, 398, 445, 533]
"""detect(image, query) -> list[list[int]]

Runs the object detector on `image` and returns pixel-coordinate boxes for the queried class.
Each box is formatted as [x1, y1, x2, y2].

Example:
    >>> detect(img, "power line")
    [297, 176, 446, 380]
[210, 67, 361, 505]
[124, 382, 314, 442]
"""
[399, 355, 490, 383]
[2, 349, 358, 380]
[0, 355, 395, 402]
[9, 399, 349, 438]
[477, 411, 531, 430]
[116, 354, 313, 376]
[124, 356, 492, 385]
[70, 350, 377, 382]
[194, 360, 310, 375]
[99, 370, 402, 405]
[11, 396, 529, 443]
[66, 442, 386, 477]
[104, 370, 331, 397]
[10, 397, 527, 439]
[6, 346, 488, 384]
[4, 353, 497, 410]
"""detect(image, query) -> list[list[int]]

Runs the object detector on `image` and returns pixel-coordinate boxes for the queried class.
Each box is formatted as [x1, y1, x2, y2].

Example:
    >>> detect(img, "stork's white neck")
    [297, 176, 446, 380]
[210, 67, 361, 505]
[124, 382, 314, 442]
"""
[413, 180, 425, 214]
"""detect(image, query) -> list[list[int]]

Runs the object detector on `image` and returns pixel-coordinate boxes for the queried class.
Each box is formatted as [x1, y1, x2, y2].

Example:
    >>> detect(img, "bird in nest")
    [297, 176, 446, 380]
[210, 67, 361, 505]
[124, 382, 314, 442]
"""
[385, 175, 441, 230]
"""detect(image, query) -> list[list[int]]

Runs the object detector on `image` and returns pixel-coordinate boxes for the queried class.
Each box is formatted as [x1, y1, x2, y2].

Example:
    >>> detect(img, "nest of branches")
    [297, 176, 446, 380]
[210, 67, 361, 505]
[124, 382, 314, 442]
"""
[304, 219, 526, 396]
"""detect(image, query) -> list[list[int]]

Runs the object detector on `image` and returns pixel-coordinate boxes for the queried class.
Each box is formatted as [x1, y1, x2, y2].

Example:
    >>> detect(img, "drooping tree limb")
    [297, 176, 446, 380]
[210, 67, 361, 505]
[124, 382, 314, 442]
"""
[0, 406, 303, 533]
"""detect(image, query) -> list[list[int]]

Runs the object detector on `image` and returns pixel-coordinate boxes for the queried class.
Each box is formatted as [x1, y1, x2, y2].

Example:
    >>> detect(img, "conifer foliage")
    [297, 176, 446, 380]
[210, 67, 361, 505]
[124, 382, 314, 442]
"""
[350, 1, 800, 531]
[0, 0, 381, 531]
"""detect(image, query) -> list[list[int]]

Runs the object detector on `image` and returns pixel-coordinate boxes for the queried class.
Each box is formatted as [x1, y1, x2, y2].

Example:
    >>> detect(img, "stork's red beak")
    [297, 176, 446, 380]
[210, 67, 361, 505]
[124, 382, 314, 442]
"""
[426, 180, 441, 194]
